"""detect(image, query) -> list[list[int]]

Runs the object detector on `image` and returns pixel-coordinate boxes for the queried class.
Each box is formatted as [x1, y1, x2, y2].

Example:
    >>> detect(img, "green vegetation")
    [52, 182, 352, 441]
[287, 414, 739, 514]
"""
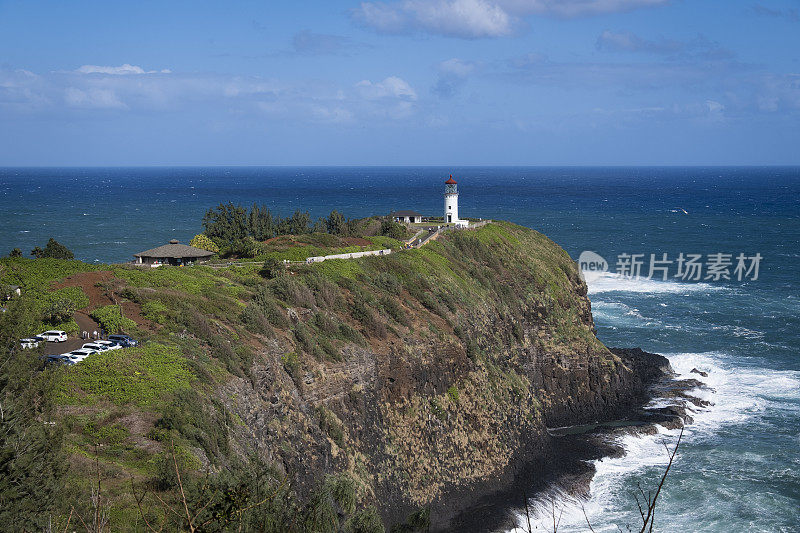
[90, 304, 137, 333]
[57, 343, 196, 407]
[0, 215, 608, 531]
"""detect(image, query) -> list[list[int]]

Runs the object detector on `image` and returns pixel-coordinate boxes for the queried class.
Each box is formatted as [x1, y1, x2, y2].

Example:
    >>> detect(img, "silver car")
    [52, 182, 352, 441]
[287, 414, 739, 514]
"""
[95, 340, 122, 350]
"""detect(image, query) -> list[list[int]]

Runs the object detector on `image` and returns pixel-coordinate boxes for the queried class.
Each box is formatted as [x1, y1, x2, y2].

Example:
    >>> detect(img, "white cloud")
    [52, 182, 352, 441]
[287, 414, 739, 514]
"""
[438, 58, 476, 77]
[705, 99, 724, 113]
[0, 65, 423, 125]
[498, 0, 669, 18]
[596, 30, 734, 59]
[355, 76, 417, 100]
[353, 0, 514, 38]
[64, 87, 127, 109]
[353, 0, 670, 38]
[76, 64, 170, 75]
[433, 58, 478, 97]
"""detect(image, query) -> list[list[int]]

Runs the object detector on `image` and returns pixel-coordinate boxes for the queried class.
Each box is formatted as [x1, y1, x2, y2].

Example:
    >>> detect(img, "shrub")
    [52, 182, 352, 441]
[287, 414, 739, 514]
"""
[346, 506, 385, 533]
[371, 272, 402, 294]
[252, 287, 289, 328]
[379, 219, 406, 240]
[90, 305, 136, 333]
[379, 296, 408, 326]
[351, 298, 386, 339]
[241, 302, 272, 335]
[317, 407, 345, 448]
[281, 351, 300, 378]
[272, 276, 316, 308]
[446, 385, 459, 404]
[260, 256, 285, 279]
[9, 248, 22, 258]
[141, 300, 170, 324]
[43, 298, 75, 325]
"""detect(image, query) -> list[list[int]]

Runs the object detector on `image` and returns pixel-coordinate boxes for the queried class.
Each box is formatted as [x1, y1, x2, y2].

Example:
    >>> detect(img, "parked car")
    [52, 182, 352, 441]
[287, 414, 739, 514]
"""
[64, 348, 95, 362]
[45, 354, 75, 366]
[82, 342, 111, 352]
[95, 340, 122, 350]
[107, 334, 138, 347]
[39, 330, 68, 342]
[20, 336, 44, 349]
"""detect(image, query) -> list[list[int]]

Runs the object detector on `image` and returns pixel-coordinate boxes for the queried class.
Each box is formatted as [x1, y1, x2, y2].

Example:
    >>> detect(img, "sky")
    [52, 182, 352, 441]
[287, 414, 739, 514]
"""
[0, 0, 798, 166]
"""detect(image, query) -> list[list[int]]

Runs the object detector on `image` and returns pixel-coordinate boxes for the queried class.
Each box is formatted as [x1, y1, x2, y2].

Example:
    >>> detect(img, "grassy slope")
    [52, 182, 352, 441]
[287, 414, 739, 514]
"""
[0, 222, 611, 530]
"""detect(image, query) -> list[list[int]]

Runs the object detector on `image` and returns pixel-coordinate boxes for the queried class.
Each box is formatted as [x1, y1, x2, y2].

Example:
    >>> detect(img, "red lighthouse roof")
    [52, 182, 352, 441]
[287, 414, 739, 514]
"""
[445, 175, 457, 184]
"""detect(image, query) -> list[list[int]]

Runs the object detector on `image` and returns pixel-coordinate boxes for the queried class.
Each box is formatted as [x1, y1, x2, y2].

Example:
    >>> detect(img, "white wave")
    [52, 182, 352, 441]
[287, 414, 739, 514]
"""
[709, 324, 765, 340]
[505, 351, 800, 532]
[584, 271, 723, 295]
[591, 301, 660, 327]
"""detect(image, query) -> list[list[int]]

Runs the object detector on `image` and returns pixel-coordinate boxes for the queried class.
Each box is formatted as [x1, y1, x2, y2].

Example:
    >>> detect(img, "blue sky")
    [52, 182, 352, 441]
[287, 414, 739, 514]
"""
[1, 0, 798, 165]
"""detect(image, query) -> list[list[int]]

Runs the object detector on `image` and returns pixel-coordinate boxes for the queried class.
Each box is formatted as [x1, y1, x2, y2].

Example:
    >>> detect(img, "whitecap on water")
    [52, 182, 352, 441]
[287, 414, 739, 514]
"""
[584, 271, 724, 296]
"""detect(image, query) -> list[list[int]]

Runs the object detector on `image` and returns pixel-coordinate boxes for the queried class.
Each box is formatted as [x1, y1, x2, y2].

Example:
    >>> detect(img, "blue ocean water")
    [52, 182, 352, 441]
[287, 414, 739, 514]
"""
[1, 167, 799, 531]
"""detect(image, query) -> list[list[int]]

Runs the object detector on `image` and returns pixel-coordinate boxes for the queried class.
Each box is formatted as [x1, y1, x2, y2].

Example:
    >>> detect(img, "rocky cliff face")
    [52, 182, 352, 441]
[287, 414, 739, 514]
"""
[211, 223, 668, 530]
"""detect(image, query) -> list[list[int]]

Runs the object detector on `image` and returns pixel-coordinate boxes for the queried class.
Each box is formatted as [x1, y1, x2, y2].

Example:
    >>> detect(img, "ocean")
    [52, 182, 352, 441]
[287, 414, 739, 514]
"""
[1, 166, 798, 531]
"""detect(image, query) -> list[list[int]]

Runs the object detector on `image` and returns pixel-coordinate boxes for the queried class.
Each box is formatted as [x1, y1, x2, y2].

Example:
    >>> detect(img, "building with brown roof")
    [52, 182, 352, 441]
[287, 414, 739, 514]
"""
[133, 239, 214, 267]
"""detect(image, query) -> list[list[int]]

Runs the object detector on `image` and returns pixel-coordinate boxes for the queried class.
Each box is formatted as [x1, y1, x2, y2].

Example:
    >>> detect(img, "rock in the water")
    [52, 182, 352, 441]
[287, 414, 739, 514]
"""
[690, 368, 709, 377]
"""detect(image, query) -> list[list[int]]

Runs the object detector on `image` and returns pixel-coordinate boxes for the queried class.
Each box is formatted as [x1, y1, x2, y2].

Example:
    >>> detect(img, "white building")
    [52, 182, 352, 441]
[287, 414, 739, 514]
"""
[390, 210, 423, 223]
[444, 176, 468, 227]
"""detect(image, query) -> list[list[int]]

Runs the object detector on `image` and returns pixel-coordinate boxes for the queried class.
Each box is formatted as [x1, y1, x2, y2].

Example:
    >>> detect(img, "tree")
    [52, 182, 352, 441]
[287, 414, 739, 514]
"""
[30, 246, 43, 258]
[326, 210, 347, 235]
[202, 202, 249, 244]
[0, 297, 66, 530]
[189, 234, 220, 253]
[41, 238, 74, 259]
[9, 248, 21, 258]
[250, 204, 276, 241]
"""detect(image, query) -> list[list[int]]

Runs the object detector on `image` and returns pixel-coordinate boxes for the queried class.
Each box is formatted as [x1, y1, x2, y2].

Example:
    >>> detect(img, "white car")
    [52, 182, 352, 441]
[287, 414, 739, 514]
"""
[20, 336, 44, 349]
[39, 330, 68, 342]
[95, 340, 122, 350]
[82, 343, 111, 353]
[64, 348, 96, 362]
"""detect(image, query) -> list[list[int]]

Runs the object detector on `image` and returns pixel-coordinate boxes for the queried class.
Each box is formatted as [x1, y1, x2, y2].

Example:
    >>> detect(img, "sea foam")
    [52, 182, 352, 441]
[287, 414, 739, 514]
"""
[584, 271, 724, 296]
[506, 351, 800, 532]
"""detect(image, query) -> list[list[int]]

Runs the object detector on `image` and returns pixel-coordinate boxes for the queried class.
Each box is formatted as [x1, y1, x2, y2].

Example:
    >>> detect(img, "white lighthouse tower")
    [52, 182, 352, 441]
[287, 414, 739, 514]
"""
[444, 175, 466, 227]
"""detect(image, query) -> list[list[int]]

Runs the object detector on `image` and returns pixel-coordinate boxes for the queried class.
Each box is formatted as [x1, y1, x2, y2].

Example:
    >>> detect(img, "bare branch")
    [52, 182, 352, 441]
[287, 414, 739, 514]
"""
[170, 439, 195, 532]
[580, 502, 596, 533]
[638, 421, 684, 533]
[62, 507, 74, 533]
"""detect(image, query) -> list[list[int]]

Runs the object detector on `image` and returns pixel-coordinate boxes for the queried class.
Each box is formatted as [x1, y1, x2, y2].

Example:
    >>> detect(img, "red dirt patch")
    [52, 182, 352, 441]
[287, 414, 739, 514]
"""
[54, 270, 157, 333]
[341, 236, 372, 246]
[55, 270, 115, 309]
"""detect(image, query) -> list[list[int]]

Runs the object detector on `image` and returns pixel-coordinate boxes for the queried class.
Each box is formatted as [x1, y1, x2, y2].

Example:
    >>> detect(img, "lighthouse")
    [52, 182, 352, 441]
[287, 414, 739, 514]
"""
[444, 175, 465, 227]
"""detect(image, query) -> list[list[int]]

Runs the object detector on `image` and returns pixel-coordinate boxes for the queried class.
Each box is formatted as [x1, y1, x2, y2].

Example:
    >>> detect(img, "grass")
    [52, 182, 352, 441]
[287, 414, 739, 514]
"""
[57, 342, 196, 407]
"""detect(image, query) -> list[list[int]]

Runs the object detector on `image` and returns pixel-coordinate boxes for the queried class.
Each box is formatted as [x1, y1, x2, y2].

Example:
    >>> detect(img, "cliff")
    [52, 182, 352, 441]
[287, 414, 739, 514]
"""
[0, 222, 667, 532]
